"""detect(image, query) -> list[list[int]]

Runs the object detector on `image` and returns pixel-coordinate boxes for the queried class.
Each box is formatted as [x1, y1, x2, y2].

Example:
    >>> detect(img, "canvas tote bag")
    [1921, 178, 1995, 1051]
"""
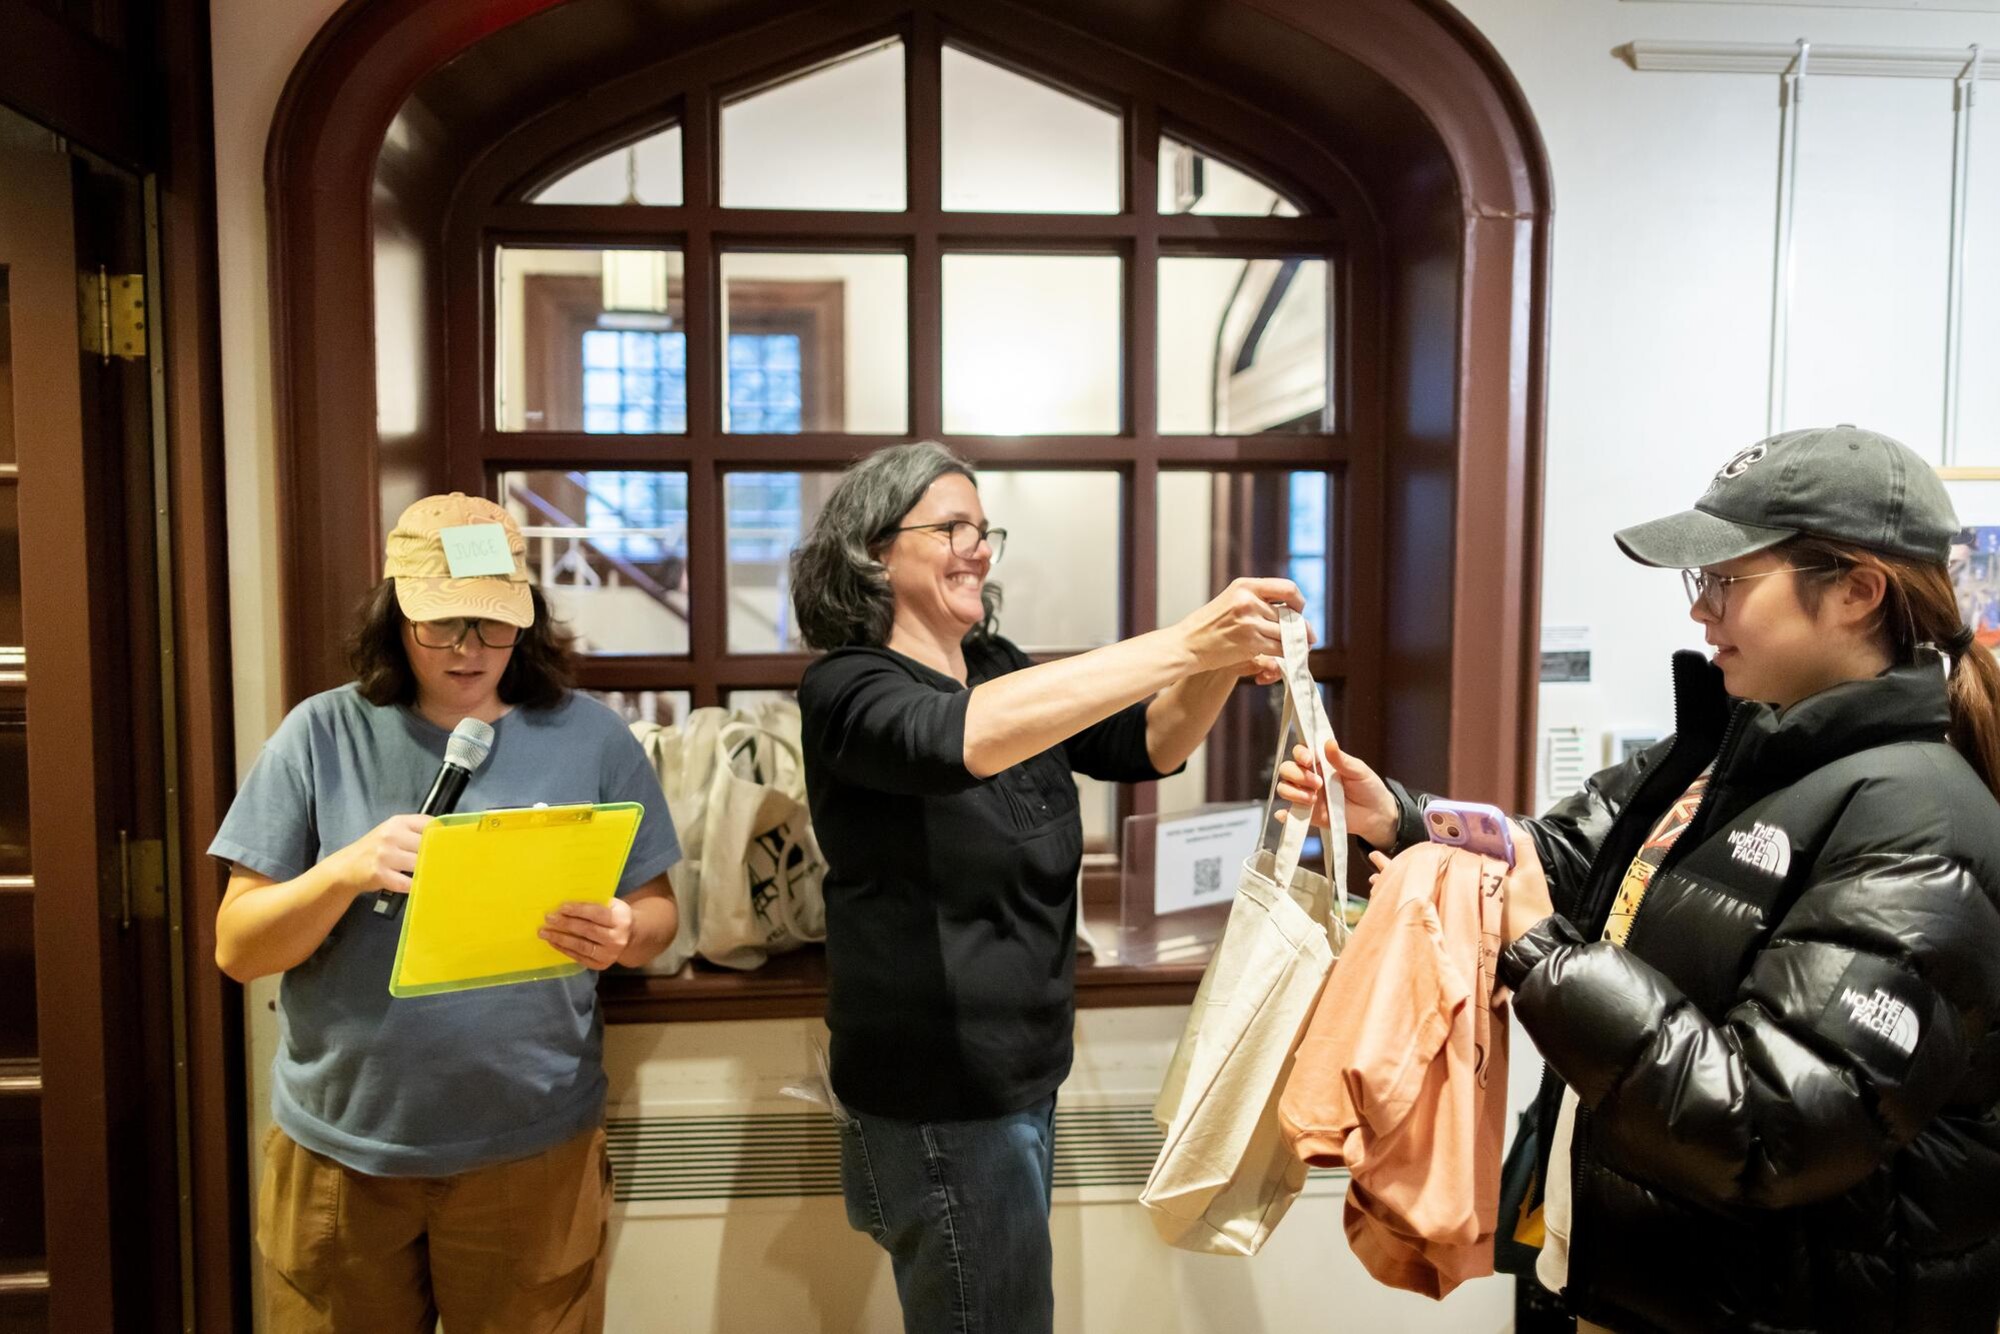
[630, 707, 729, 975]
[692, 710, 828, 970]
[1140, 605, 1350, 1256]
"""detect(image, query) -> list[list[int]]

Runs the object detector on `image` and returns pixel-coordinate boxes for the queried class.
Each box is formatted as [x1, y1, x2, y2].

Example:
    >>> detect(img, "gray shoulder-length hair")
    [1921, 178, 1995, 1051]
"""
[789, 441, 1002, 651]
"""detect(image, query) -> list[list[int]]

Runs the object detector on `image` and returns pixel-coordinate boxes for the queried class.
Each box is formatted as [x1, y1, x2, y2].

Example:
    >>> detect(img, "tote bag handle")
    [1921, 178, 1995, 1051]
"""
[1256, 606, 1350, 939]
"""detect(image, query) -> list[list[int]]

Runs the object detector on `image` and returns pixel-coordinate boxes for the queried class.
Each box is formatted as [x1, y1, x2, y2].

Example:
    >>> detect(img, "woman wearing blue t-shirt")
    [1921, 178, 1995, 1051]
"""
[211, 492, 681, 1333]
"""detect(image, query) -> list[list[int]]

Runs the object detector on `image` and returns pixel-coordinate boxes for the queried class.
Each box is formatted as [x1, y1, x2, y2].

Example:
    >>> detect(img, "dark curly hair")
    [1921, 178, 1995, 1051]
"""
[347, 581, 576, 709]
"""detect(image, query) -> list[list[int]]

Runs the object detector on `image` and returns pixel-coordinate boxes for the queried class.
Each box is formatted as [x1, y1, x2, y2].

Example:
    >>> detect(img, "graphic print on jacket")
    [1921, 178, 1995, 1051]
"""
[1602, 772, 1709, 948]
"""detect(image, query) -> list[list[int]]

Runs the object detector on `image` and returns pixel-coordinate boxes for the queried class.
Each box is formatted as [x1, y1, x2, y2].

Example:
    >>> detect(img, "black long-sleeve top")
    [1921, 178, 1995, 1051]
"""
[798, 635, 1172, 1121]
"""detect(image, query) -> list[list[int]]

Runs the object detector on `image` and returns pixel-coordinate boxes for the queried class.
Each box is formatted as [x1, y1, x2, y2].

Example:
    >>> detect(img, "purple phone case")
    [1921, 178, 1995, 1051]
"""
[1422, 798, 1515, 868]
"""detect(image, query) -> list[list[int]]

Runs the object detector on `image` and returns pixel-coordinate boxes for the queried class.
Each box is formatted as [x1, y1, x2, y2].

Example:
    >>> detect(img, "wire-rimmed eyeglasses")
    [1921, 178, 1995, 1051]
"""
[1680, 565, 1840, 617]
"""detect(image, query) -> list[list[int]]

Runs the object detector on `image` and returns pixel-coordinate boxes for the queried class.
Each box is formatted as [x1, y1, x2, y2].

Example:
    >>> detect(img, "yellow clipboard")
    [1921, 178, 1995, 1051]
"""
[388, 802, 644, 998]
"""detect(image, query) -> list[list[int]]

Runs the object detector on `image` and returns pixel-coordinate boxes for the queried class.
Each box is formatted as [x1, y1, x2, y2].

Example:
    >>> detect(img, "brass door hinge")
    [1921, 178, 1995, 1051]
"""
[79, 266, 146, 361]
[119, 832, 166, 929]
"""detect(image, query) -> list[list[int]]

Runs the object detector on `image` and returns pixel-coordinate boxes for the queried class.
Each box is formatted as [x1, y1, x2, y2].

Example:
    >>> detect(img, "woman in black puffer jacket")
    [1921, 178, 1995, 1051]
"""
[1282, 426, 2000, 1333]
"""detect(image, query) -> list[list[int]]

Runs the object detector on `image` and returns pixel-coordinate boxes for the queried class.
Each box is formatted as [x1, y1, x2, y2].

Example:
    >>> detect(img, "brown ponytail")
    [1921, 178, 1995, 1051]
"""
[1783, 536, 2000, 802]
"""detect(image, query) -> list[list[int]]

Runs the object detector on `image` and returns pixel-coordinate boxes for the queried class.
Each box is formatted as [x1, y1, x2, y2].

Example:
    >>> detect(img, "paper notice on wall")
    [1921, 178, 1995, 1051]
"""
[1154, 804, 1264, 917]
[1541, 624, 1593, 684]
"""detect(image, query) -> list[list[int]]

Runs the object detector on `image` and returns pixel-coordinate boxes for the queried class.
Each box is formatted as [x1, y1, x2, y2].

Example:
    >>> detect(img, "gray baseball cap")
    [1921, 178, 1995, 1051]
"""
[1614, 425, 1960, 569]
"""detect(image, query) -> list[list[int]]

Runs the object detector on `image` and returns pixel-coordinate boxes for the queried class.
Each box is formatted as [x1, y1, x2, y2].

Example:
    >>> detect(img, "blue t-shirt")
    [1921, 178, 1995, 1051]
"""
[210, 686, 680, 1177]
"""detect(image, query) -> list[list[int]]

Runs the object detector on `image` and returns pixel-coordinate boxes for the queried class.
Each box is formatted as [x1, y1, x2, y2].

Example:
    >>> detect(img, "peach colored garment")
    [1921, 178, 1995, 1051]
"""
[1278, 838, 1543, 1299]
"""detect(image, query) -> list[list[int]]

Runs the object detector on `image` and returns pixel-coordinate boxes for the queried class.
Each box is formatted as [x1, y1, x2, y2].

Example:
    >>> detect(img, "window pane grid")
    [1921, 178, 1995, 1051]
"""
[480, 28, 1352, 825]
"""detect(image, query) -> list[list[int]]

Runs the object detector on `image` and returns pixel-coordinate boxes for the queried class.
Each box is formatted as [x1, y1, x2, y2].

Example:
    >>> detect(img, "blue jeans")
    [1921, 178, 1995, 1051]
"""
[839, 1096, 1057, 1334]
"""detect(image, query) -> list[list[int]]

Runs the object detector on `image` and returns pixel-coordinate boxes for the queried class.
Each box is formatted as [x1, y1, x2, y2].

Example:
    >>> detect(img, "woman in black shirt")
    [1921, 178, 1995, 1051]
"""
[792, 441, 1298, 1334]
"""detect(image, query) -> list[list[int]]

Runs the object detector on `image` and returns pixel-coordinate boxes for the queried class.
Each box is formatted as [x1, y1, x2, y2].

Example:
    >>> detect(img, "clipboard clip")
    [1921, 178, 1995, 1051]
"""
[478, 805, 595, 832]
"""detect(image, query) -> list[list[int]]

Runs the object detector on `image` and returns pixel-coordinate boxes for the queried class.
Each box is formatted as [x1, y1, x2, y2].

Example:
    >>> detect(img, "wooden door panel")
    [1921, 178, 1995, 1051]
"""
[1, 144, 114, 1334]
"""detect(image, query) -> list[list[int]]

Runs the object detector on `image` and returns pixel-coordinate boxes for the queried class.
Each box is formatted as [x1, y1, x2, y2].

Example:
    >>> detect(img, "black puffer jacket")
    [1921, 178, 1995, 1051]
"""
[1390, 652, 2000, 1332]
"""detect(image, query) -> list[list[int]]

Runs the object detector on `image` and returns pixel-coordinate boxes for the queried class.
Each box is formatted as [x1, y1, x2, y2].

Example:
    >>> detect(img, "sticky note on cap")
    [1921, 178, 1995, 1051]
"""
[439, 524, 516, 578]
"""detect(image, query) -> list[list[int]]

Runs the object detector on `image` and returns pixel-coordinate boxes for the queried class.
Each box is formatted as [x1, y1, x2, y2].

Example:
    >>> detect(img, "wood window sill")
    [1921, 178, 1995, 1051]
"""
[600, 927, 1204, 1024]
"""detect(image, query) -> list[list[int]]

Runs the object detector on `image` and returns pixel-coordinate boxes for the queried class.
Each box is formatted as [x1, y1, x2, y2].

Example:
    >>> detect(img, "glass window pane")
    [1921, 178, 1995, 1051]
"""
[499, 470, 689, 656]
[0, 1094, 44, 1269]
[1158, 137, 1301, 217]
[0, 1291, 47, 1329]
[722, 253, 908, 434]
[751, 469, 1121, 653]
[1, 705, 31, 1076]
[727, 472, 834, 653]
[585, 690, 692, 728]
[1, 269, 13, 466]
[727, 689, 797, 716]
[941, 48, 1120, 214]
[943, 255, 1121, 435]
[1157, 469, 1334, 641]
[0, 888, 33, 1060]
[496, 247, 686, 433]
[977, 471, 1120, 650]
[1075, 774, 1117, 854]
[0, 484, 17, 647]
[721, 41, 906, 211]
[0, 705, 23, 878]
[1159, 680, 1341, 819]
[530, 125, 683, 206]
[1159, 257, 1329, 434]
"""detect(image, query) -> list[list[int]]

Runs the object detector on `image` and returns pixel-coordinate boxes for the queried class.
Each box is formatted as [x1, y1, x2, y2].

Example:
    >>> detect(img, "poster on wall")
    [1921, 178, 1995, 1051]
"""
[1950, 528, 2000, 656]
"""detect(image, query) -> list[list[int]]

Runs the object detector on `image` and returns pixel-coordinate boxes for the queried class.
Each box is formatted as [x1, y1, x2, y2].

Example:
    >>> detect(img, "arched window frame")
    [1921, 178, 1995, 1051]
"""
[442, 8, 1386, 869]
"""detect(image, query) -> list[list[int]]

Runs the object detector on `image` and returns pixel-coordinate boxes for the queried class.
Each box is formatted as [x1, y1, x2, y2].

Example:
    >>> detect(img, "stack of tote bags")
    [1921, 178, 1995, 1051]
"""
[1142, 605, 1525, 1297]
[1142, 605, 1351, 1255]
[630, 697, 827, 973]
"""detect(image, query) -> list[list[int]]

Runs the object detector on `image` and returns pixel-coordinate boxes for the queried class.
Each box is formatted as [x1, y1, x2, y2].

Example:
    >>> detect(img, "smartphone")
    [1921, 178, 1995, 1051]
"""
[1422, 798, 1515, 869]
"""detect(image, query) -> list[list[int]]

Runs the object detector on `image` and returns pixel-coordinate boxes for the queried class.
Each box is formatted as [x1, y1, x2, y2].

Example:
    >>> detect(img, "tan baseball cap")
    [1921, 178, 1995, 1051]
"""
[383, 492, 535, 629]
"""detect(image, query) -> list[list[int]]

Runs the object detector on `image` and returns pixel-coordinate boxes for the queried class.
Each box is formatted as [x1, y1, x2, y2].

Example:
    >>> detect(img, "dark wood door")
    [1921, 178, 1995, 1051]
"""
[0, 141, 183, 1333]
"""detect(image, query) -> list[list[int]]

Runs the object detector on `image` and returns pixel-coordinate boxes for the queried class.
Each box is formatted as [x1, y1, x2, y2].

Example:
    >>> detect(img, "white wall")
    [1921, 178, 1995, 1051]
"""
[1452, 0, 2000, 782]
[212, 0, 349, 772]
[209, 5, 353, 1323]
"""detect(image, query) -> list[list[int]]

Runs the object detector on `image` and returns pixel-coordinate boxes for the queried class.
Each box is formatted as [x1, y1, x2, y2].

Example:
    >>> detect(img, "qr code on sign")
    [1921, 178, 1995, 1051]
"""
[1194, 856, 1223, 896]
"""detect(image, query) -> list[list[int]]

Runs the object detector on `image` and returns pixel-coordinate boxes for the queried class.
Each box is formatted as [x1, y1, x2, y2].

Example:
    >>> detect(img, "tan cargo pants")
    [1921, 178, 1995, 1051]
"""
[257, 1123, 612, 1333]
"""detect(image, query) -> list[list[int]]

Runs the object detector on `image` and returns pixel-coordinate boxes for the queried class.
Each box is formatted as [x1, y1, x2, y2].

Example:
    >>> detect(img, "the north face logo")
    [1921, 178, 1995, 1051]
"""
[1727, 821, 1792, 877]
[1841, 986, 1919, 1056]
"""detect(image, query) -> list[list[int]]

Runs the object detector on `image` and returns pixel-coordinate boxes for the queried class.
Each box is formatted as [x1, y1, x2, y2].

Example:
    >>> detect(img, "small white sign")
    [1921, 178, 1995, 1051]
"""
[1154, 804, 1264, 917]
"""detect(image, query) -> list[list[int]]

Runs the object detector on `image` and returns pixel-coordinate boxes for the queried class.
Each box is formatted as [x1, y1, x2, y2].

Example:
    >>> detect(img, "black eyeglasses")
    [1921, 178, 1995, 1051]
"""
[887, 520, 1007, 564]
[408, 617, 523, 650]
[1680, 565, 1840, 617]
